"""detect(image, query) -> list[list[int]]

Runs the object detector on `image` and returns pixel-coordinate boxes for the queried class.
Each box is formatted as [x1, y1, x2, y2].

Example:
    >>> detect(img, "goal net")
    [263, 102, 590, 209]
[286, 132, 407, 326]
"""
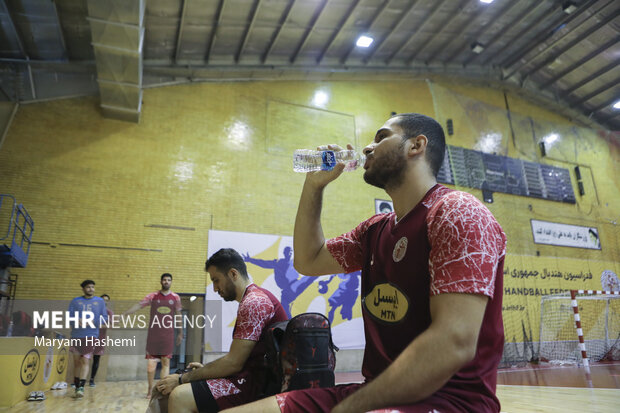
[539, 290, 620, 365]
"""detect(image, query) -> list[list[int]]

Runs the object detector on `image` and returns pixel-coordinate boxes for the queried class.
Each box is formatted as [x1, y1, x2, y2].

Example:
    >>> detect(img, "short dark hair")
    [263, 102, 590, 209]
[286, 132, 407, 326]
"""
[391, 113, 446, 177]
[101, 294, 110, 300]
[205, 248, 248, 279]
[161, 273, 172, 281]
[81, 280, 95, 288]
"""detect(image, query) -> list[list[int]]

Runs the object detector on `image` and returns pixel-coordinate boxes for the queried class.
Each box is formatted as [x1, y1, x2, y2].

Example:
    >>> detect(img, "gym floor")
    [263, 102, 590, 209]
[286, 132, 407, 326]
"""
[2, 362, 618, 413]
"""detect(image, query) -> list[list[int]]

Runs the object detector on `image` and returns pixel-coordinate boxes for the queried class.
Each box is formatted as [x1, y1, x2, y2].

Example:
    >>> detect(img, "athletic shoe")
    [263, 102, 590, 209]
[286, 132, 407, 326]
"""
[70, 383, 75, 388]
[57, 382, 68, 389]
[35, 391, 46, 401]
[51, 382, 60, 390]
[27, 391, 38, 401]
[73, 387, 84, 398]
[89, 379, 95, 387]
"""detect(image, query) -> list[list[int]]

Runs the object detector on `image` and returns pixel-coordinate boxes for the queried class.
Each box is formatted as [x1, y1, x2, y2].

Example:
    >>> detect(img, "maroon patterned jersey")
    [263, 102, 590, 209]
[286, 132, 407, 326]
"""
[326, 184, 506, 411]
[207, 283, 287, 400]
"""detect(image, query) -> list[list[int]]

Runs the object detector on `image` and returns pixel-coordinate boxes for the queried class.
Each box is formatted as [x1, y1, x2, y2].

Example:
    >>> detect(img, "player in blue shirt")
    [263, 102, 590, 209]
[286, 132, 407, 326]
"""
[68, 279, 107, 398]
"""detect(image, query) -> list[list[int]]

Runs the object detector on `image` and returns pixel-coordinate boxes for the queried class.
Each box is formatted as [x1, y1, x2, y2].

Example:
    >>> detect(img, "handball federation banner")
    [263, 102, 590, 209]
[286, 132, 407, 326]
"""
[206, 229, 364, 351]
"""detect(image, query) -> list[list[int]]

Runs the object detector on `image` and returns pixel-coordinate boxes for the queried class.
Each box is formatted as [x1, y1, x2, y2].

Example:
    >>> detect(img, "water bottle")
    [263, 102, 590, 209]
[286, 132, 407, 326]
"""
[7, 321, 13, 337]
[293, 149, 365, 173]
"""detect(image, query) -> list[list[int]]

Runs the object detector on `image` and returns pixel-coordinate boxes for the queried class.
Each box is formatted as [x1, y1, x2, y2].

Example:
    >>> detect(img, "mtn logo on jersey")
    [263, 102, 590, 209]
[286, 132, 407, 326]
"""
[157, 306, 171, 314]
[363, 282, 409, 323]
[392, 236, 408, 262]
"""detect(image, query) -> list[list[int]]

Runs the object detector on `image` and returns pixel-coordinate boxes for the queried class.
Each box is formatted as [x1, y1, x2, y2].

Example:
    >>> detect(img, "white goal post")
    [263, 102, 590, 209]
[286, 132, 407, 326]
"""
[539, 290, 620, 370]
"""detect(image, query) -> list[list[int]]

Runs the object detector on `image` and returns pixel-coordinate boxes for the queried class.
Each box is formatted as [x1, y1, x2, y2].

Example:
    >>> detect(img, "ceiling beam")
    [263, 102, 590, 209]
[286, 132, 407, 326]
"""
[500, 0, 600, 69]
[174, 0, 188, 64]
[290, 0, 329, 64]
[205, 0, 226, 63]
[235, 0, 262, 63]
[587, 94, 619, 113]
[261, 0, 296, 63]
[539, 36, 619, 90]
[1, 0, 27, 59]
[406, 0, 469, 65]
[464, 0, 543, 66]
[386, 0, 449, 65]
[316, 0, 361, 64]
[568, 76, 620, 107]
[446, 0, 521, 65]
[363, 0, 420, 64]
[479, 2, 557, 66]
[51, 0, 68, 60]
[559, 58, 620, 98]
[507, 9, 620, 81]
[341, 0, 391, 64]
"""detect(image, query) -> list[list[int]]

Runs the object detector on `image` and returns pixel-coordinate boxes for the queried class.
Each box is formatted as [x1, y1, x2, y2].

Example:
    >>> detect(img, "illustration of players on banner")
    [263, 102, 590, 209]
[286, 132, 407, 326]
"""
[206, 229, 364, 351]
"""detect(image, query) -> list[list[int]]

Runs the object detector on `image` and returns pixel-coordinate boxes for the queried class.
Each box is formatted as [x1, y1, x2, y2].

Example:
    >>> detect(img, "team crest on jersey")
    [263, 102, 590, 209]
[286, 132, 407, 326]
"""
[363, 282, 409, 323]
[169, 299, 174, 305]
[392, 237, 408, 262]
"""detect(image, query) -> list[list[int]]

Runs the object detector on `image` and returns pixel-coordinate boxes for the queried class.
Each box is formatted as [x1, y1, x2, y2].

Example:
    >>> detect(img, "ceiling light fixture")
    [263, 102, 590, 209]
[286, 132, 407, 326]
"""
[356, 35, 374, 48]
[479, 0, 494, 4]
[613, 100, 620, 110]
[562, 1, 578, 14]
[471, 42, 485, 54]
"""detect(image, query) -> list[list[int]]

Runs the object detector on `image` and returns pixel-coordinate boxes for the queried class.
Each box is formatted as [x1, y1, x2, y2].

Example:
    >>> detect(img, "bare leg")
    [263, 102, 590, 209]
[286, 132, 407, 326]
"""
[161, 356, 171, 378]
[147, 358, 158, 397]
[221, 396, 280, 412]
[168, 383, 198, 413]
[79, 357, 90, 380]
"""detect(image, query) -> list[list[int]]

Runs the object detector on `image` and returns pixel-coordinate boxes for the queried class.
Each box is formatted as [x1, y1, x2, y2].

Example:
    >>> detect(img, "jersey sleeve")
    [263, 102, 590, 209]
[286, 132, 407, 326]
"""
[232, 292, 275, 342]
[173, 294, 182, 312]
[139, 292, 156, 308]
[426, 191, 506, 298]
[326, 214, 386, 273]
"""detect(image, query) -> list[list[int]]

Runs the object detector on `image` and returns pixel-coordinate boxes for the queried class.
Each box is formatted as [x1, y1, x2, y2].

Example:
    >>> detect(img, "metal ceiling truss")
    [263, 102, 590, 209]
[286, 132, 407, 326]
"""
[559, 59, 620, 98]
[341, 0, 390, 65]
[570, 78, 620, 107]
[174, 0, 188, 64]
[386, 0, 448, 65]
[317, 0, 362, 64]
[510, 9, 620, 82]
[363, 0, 420, 64]
[404, 0, 457, 64]
[290, 0, 329, 64]
[205, 0, 226, 63]
[445, 0, 521, 65]
[465, 0, 543, 66]
[479, 1, 558, 66]
[540, 36, 619, 90]
[235, 0, 262, 63]
[261, 0, 296, 63]
[500, 0, 600, 69]
[421, 0, 473, 64]
[87, 0, 144, 122]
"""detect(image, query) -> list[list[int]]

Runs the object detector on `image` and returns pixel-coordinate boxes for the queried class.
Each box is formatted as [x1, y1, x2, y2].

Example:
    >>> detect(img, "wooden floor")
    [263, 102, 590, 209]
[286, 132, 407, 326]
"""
[2, 363, 619, 412]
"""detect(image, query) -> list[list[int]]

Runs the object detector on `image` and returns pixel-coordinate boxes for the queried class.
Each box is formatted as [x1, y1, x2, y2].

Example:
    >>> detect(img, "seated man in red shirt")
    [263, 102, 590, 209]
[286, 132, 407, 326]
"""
[156, 248, 288, 412]
[223, 113, 507, 413]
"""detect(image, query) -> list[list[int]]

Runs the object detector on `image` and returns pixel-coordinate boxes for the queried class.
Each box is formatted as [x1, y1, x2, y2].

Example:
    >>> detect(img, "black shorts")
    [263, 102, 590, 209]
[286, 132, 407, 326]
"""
[191, 381, 220, 413]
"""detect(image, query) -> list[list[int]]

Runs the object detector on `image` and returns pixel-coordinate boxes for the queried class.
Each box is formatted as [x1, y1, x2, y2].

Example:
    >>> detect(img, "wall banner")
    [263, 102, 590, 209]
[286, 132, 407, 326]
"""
[530, 219, 601, 250]
[206, 230, 364, 352]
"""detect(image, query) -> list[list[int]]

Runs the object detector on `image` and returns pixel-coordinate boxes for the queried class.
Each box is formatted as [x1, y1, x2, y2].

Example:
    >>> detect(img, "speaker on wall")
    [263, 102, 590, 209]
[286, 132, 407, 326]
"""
[446, 119, 454, 136]
[574, 165, 582, 180]
[539, 142, 546, 157]
[578, 181, 585, 196]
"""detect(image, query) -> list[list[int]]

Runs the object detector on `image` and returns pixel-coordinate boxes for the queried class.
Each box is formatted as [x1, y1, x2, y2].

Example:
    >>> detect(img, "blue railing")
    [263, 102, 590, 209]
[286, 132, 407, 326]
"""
[0, 194, 34, 268]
